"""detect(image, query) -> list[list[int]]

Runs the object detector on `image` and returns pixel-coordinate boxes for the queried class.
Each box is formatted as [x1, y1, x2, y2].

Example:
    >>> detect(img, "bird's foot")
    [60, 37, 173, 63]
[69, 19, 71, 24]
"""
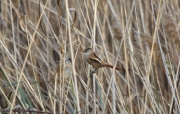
[90, 68, 97, 75]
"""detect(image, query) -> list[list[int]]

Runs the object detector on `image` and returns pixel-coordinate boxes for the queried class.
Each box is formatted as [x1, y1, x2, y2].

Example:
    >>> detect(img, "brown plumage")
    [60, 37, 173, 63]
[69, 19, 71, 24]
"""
[83, 48, 122, 70]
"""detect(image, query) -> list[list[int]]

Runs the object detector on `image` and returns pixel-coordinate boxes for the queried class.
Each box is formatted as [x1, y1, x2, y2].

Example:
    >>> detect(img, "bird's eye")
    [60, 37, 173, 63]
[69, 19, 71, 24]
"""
[84, 48, 91, 53]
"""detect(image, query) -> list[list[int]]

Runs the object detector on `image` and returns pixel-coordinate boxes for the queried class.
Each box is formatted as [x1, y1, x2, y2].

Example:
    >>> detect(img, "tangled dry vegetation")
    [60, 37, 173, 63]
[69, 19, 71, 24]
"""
[0, 0, 180, 114]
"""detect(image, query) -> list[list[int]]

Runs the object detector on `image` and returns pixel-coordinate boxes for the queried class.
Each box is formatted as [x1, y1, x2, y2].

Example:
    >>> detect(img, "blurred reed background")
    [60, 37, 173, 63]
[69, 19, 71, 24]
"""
[0, 0, 180, 113]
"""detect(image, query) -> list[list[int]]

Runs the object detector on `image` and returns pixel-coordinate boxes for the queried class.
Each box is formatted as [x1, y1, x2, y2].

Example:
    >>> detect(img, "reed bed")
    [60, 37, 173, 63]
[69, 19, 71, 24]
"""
[0, 0, 180, 113]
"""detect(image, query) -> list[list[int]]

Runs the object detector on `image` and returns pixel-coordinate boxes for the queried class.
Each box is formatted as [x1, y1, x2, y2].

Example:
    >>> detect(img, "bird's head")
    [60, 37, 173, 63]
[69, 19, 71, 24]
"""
[83, 48, 93, 55]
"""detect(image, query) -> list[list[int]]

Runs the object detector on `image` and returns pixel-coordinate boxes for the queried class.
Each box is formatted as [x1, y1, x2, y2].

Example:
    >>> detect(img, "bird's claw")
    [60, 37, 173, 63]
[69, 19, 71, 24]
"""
[90, 68, 97, 75]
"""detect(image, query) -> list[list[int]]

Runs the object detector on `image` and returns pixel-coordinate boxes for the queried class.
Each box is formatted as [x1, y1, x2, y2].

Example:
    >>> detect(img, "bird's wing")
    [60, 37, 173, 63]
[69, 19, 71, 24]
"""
[94, 53, 101, 60]
[89, 53, 102, 65]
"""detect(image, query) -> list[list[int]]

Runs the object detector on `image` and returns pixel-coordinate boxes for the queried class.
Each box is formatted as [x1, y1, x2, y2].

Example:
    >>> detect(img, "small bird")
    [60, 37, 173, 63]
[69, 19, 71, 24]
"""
[83, 48, 122, 72]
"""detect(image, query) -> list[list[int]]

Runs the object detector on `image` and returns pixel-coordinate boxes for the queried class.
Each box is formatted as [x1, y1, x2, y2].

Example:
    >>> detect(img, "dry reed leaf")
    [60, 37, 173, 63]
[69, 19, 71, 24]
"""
[111, 17, 123, 41]
[178, 20, 180, 27]
[19, 15, 27, 32]
[78, 45, 84, 52]
[132, 31, 146, 66]
[163, 15, 178, 41]
[53, 58, 72, 85]
[140, 33, 159, 51]
[133, 30, 164, 66]
[48, 57, 72, 104]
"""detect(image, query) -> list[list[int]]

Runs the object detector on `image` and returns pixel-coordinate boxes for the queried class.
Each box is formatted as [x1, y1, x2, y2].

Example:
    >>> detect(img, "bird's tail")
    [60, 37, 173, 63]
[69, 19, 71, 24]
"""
[102, 62, 122, 70]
